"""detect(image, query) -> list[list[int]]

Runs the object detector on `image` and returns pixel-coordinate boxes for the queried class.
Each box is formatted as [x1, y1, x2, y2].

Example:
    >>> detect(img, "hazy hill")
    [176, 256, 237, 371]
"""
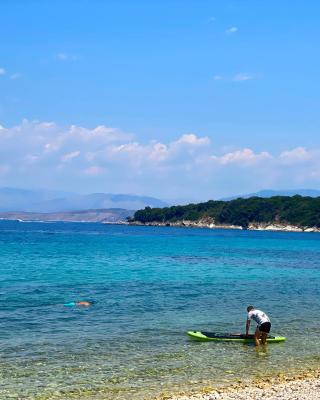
[0, 187, 72, 211]
[0, 208, 134, 223]
[0, 187, 167, 212]
[222, 189, 320, 200]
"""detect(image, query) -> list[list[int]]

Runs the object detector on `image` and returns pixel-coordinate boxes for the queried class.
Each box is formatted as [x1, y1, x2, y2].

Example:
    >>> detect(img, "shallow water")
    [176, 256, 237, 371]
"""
[0, 221, 319, 399]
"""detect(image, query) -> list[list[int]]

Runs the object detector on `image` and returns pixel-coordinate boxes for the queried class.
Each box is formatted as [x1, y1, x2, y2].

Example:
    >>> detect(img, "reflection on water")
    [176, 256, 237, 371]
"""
[0, 221, 319, 399]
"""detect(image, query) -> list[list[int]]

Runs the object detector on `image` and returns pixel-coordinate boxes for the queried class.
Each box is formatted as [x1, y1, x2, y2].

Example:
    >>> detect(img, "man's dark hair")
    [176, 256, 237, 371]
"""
[247, 305, 254, 312]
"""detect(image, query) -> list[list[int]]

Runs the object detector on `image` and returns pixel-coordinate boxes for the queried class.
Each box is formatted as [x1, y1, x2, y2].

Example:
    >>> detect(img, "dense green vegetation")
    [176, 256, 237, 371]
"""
[132, 196, 320, 228]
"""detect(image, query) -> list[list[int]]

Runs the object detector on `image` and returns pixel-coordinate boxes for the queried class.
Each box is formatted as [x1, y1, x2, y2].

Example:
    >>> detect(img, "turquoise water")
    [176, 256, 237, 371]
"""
[0, 221, 320, 399]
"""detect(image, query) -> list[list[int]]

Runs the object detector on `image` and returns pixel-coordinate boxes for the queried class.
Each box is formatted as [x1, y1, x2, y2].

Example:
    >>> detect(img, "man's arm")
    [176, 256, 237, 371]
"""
[246, 319, 251, 336]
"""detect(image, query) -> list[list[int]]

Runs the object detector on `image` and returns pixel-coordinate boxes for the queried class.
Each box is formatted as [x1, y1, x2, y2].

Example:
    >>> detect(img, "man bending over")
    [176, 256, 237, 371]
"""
[246, 305, 271, 346]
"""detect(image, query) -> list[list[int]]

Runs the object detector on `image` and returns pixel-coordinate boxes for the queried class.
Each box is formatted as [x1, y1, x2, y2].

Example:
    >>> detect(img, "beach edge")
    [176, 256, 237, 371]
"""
[156, 369, 320, 400]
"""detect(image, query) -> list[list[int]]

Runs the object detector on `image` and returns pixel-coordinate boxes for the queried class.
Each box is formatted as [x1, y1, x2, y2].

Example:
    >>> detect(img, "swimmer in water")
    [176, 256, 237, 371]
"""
[64, 301, 93, 307]
[76, 301, 92, 307]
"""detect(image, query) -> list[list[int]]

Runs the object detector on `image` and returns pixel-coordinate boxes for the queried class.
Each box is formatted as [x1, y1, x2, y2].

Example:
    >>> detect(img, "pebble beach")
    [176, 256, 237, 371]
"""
[162, 371, 320, 400]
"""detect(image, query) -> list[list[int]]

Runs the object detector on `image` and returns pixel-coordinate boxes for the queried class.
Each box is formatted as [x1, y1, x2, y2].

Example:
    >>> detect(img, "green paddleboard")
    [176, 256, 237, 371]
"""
[187, 331, 286, 343]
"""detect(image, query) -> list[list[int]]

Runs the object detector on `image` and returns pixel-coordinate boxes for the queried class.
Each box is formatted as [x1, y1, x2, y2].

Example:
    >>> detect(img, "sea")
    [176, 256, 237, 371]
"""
[0, 220, 319, 400]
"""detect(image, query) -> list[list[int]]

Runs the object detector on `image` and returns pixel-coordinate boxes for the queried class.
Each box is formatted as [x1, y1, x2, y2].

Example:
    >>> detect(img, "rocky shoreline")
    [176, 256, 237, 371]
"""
[129, 219, 320, 233]
[157, 370, 320, 400]
[1, 215, 319, 233]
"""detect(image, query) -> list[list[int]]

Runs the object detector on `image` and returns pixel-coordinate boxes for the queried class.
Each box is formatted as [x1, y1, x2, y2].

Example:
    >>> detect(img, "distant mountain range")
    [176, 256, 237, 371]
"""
[0, 209, 134, 223]
[0, 187, 167, 212]
[222, 189, 320, 201]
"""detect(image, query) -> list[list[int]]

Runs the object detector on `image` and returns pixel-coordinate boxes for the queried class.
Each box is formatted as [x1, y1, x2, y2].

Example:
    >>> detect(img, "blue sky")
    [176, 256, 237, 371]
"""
[1, 1, 320, 201]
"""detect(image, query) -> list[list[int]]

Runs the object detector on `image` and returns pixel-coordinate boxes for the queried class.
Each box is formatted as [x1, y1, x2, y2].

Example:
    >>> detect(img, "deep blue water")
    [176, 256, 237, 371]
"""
[0, 221, 319, 399]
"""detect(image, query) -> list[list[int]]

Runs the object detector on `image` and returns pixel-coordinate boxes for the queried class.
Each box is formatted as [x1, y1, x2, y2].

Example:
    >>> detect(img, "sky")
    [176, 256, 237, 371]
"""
[1, 0, 320, 201]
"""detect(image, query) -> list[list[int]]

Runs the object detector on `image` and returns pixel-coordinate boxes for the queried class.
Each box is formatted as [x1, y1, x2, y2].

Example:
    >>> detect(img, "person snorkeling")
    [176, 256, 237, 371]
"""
[64, 301, 93, 307]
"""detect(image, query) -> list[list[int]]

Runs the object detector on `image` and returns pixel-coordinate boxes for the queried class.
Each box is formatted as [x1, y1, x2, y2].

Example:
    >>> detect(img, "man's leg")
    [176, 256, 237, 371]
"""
[254, 327, 261, 346]
[261, 332, 267, 345]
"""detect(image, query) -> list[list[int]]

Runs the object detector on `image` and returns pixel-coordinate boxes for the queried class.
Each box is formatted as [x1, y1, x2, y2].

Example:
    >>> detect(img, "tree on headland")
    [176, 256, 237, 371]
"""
[131, 195, 320, 229]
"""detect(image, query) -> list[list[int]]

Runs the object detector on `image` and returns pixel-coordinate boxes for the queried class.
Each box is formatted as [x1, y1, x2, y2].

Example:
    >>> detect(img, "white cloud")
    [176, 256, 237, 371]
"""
[55, 52, 78, 61]
[0, 69, 21, 80]
[10, 73, 21, 80]
[99, 133, 211, 169]
[61, 151, 81, 162]
[213, 73, 258, 83]
[56, 53, 68, 60]
[279, 147, 312, 165]
[0, 120, 133, 169]
[232, 73, 254, 82]
[0, 120, 319, 199]
[226, 26, 238, 34]
[214, 148, 272, 165]
[148, 142, 168, 162]
[174, 133, 210, 146]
